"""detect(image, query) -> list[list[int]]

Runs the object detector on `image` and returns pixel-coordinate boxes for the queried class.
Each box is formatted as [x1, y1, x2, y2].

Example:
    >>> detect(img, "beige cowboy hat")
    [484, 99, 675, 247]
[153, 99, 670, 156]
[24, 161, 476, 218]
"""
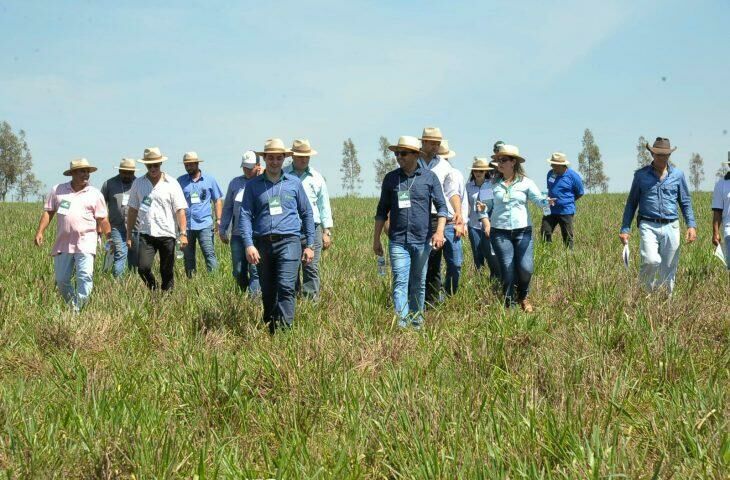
[438, 140, 456, 159]
[115, 158, 139, 171]
[241, 150, 257, 168]
[471, 157, 494, 171]
[256, 138, 292, 157]
[138, 147, 168, 164]
[183, 151, 203, 164]
[547, 152, 570, 166]
[646, 137, 677, 155]
[491, 144, 525, 163]
[388, 136, 422, 153]
[291, 138, 318, 157]
[63, 158, 98, 176]
[419, 127, 443, 143]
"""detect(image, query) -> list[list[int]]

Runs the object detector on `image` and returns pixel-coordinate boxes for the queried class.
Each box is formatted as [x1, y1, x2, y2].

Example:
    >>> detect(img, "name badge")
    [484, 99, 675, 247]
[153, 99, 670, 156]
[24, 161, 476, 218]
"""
[57, 199, 71, 216]
[121, 193, 130, 206]
[234, 189, 244, 203]
[548, 177, 555, 183]
[269, 196, 283, 215]
[190, 192, 201, 204]
[140, 196, 152, 212]
[398, 191, 411, 209]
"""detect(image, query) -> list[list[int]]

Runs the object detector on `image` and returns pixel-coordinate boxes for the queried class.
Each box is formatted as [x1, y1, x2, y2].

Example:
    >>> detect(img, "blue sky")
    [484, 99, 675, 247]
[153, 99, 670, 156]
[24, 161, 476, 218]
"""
[1, 0, 729, 196]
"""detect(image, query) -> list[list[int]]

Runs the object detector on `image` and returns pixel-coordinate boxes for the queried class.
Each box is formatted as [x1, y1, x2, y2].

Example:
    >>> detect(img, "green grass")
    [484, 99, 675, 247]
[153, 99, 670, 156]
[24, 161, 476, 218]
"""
[0, 193, 727, 479]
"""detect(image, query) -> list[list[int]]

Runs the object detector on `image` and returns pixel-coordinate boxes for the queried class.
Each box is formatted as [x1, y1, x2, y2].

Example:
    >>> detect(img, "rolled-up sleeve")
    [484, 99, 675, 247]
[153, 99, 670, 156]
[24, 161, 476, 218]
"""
[430, 173, 448, 217]
[44, 186, 57, 212]
[442, 171, 459, 200]
[297, 181, 315, 245]
[240, 184, 255, 248]
[317, 177, 333, 229]
[621, 174, 641, 233]
[375, 174, 392, 221]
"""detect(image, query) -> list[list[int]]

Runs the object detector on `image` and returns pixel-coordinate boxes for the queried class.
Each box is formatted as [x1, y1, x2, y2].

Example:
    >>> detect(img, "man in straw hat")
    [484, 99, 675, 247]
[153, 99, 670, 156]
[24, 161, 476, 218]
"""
[417, 127, 462, 305]
[620, 137, 697, 293]
[100, 158, 141, 278]
[711, 152, 730, 270]
[220, 150, 263, 294]
[374, 135, 448, 329]
[240, 138, 315, 333]
[34, 158, 111, 311]
[126, 147, 189, 291]
[541, 152, 584, 249]
[284, 138, 333, 301]
[177, 151, 224, 278]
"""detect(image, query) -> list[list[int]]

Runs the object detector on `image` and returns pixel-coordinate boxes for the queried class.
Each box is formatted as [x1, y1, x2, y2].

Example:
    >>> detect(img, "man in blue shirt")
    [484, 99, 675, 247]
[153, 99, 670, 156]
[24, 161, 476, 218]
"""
[620, 137, 697, 293]
[220, 150, 262, 294]
[373, 135, 447, 329]
[240, 138, 315, 333]
[540, 152, 584, 249]
[177, 152, 224, 278]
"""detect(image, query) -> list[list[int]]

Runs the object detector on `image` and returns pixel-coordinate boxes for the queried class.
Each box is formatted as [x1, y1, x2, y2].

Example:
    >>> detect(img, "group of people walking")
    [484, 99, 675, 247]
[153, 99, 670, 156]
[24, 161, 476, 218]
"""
[34, 130, 728, 331]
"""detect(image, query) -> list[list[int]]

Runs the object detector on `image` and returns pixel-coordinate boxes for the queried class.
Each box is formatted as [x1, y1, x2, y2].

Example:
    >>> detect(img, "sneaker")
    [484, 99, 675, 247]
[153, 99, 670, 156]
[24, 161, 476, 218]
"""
[519, 300, 534, 313]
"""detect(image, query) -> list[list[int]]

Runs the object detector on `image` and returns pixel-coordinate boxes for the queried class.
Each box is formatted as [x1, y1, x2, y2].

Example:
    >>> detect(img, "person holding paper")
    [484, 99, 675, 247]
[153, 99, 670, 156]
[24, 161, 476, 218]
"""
[220, 150, 263, 293]
[541, 152, 584, 249]
[711, 155, 730, 269]
[100, 158, 140, 278]
[466, 157, 499, 282]
[619, 137, 697, 293]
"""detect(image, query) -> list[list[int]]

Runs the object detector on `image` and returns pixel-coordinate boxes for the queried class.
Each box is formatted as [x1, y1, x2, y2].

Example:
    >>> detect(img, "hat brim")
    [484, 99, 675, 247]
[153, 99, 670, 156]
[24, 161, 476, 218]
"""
[116, 166, 139, 171]
[241, 162, 258, 169]
[183, 159, 203, 164]
[646, 144, 677, 155]
[63, 166, 98, 176]
[419, 137, 443, 143]
[440, 151, 456, 159]
[471, 165, 494, 171]
[388, 145, 422, 153]
[491, 153, 525, 163]
[291, 149, 318, 157]
[256, 150, 293, 157]
[547, 158, 570, 166]
[138, 157, 168, 164]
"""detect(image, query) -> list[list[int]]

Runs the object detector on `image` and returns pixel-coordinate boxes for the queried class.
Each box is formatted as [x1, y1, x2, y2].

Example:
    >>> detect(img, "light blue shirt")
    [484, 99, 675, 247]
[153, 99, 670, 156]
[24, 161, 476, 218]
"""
[177, 171, 223, 230]
[283, 165, 333, 229]
[219, 175, 252, 237]
[486, 176, 547, 230]
[465, 179, 491, 229]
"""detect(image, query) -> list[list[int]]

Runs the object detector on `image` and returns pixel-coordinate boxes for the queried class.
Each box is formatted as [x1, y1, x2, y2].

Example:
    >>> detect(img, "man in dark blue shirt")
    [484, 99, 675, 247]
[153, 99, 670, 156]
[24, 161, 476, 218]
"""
[373, 135, 448, 329]
[540, 152, 584, 249]
[240, 138, 315, 333]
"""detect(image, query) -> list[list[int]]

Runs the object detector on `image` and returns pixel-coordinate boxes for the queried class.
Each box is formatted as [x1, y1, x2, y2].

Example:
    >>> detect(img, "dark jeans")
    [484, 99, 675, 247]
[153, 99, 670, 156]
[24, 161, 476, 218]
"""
[230, 235, 260, 294]
[255, 234, 301, 333]
[109, 226, 139, 278]
[296, 224, 323, 299]
[137, 234, 176, 291]
[541, 214, 575, 249]
[468, 226, 501, 281]
[442, 224, 463, 296]
[183, 226, 218, 277]
[490, 227, 534, 307]
[425, 215, 443, 304]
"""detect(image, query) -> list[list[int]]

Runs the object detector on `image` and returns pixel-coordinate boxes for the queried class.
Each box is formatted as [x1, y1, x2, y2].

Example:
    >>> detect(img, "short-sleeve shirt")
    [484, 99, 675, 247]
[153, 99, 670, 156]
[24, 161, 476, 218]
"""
[177, 172, 224, 230]
[44, 182, 108, 256]
[711, 174, 730, 237]
[100, 174, 138, 230]
[128, 173, 188, 238]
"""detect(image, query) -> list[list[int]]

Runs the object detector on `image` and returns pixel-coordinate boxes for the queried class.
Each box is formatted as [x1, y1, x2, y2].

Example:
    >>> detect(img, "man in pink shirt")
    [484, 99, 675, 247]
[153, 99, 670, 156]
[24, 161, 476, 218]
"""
[34, 158, 111, 311]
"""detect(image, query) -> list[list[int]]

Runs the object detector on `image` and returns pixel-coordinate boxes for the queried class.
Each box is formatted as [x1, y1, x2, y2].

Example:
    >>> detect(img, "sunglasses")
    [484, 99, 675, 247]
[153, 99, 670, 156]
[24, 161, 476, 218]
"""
[395, 151, 414, 157]
[496, 157, 515, 163]
[146, 164, 162, 169]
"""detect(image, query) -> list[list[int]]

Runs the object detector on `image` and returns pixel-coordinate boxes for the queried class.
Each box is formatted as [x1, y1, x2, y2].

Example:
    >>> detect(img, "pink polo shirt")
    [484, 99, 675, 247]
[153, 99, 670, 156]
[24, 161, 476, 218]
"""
[44, 182, 108, 256]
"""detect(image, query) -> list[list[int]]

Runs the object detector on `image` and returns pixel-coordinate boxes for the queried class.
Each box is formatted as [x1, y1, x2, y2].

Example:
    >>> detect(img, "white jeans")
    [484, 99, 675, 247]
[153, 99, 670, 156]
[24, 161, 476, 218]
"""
[53, 253, 95, 311]
[639, 220, 680, 293]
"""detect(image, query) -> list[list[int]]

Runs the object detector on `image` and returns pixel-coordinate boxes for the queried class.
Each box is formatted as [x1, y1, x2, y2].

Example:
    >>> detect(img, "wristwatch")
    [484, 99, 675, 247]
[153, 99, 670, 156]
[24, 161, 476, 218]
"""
[324, 230, 332, 238]
[306, 244, 315, 250]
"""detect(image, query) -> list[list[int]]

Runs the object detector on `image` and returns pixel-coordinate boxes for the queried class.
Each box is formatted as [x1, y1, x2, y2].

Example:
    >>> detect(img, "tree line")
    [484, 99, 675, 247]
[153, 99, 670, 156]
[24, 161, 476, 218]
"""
[0, 122, 43, 202]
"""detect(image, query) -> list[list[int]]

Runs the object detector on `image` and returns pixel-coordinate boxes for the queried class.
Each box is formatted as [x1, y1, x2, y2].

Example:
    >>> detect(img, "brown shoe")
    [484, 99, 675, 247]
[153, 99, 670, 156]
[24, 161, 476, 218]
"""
[519, 300, 534, 313]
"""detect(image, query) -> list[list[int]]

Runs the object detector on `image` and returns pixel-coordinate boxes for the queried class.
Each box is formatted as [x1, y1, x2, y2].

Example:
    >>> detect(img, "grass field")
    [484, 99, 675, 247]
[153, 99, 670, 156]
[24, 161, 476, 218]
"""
[0, 193, 727, 479]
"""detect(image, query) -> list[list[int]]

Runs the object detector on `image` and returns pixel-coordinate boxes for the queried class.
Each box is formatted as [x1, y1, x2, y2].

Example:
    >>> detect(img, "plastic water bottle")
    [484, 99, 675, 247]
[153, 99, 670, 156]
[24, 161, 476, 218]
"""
[541, 191, 552, 216]
[377, 256, 387, 276]
[176, 240, 184, 260]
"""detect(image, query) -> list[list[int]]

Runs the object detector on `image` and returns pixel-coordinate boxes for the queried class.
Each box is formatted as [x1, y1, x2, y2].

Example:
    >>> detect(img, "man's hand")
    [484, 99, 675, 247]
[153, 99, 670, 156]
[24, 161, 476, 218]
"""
[451, 212, 463, 227]
[431, 231, 445, 250]
[34, 232, 43, 247]
[482, 221, 491, 238]
[454, 223, 466, 239]
[619, 233, 630, 245]
[475, 201, 487, 212]
[685, 227, 697, 244]
[712, 233, 721, 247]
[323, 230, 332, 250]
[302, 247, 314, 264]
[373, 238, 384, 257]
[219, 232, 229, 245]
[246, 246, 260, 265]
[179, 234, 189, 249]
[106, 239, 115, 253]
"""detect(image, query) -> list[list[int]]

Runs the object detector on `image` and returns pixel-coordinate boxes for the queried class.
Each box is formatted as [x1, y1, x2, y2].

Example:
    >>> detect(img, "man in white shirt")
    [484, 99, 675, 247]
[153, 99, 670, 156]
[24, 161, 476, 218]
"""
[438, 140, 469, 295]
[126, 147, 188, 291]
[712, 154, 730, 269]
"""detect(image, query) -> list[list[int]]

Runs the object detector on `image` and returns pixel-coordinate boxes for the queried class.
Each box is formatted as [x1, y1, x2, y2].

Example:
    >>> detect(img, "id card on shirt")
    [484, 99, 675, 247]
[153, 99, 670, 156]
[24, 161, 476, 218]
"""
[121, 193, 130, 206]
[234, 189, 244, 203]
[548, 176, 555, 183]
[398, 191, 411, 208]
[269, 196, 283, 215]
[140, 196, 152, 212]
[57, 199, 71, 216]
[190, 192, 201, 204]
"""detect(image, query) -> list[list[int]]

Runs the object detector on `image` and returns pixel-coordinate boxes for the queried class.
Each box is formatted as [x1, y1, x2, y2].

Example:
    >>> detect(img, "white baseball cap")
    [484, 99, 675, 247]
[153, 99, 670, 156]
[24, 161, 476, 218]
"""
[241, 150, 257, 168]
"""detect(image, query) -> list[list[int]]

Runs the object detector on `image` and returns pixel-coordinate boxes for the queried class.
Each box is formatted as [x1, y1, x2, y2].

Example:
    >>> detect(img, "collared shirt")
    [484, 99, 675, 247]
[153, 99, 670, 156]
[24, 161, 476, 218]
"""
[449, 167, 470, 223]
[100, 174, 139, 230]
[375, 166, 448, 244]
[128, 173, 188, 238]
[546, 168, 584, 215]
[419, 155, 459, 217]
[284, 165, 333, 229]
[220, 175, 253, 237]
[486, 176, 547, 230]
[620, 163, 696, 233]
[44, 182, 108, 256]
[239, 172, 315, 249]
[711, 173, 730, 237]
[177, 171, 224, 230]
[465, 179, 492, 229]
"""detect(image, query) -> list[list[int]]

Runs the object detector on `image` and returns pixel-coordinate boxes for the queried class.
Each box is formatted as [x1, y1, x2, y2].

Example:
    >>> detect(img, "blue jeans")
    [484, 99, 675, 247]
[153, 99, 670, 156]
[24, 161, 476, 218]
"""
[468, 226, 501, 281]
[490, 227, 534, 307]
[53, 252, 95, 311]
[443, 224, 463, 295]
[230, 235, 260, 294]
[296, 224, 323, 299]
[109, 226, 139, 278]
[725, 236, 730, 271]
[389, 241, 432, 327]
[638, 220, 680, 293]
[184, 226, 218, 276]
[254, 235, 301, 333]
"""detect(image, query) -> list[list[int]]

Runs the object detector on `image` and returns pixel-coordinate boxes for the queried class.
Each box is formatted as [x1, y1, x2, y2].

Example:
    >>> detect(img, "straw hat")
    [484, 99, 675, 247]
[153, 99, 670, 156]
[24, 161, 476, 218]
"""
[471, 157, 494, 171]
[419, 127, 443, 143]
[256, 138, 292, 157]
[115, 158, 139, 171]
[138, 147, 168, 164]
[491, 144, 525, 163]
[183, 151, 203, 164]
[547, 152, 570, 166]
[438, 140, 456, 159]
[291, 139, 318, 157]
[646, 137, 677, 155]
[63, 158, 98, 176]
[241, 150, 257, 168]
[387, 136, 422, 153]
